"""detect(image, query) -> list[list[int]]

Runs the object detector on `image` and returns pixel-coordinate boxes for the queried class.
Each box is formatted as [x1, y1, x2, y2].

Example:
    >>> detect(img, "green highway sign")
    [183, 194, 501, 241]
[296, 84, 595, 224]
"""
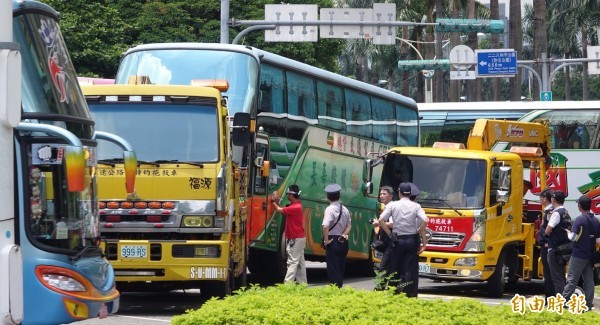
[397, 59, 451, 71]
[436, 19, 505, 34]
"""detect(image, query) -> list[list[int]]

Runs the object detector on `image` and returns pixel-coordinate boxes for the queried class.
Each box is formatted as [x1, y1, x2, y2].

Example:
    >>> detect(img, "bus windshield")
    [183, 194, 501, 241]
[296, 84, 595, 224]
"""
[14, 12, 90, 118]
[384, 155, 487, 209]
[116, 49, 259, 115]
[90, 103, 219, 162]
[28, 144, 98, 252]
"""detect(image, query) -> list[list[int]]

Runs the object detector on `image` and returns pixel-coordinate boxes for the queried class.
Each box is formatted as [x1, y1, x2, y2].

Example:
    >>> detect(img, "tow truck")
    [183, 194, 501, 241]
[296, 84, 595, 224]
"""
[364, 119, 552, 297]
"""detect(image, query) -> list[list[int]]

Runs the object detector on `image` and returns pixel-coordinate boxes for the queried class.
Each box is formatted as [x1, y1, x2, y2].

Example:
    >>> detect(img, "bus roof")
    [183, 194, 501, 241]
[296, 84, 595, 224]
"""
[121, 43, 417, 109]
[418, 100, 600, 112]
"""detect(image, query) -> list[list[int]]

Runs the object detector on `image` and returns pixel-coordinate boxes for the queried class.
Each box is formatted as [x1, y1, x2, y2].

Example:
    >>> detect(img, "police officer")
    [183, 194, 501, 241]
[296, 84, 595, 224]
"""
[536, 188, 555, 298]
[544, 190, 571, 295]
[378, 182, 428, 297]
[322, 183, 351, 288]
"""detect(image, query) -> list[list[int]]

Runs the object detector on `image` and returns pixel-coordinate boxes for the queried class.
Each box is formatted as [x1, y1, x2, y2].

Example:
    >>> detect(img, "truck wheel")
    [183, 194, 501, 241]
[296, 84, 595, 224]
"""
[487, 251, 507, 298]
[234, 256, 248, 290]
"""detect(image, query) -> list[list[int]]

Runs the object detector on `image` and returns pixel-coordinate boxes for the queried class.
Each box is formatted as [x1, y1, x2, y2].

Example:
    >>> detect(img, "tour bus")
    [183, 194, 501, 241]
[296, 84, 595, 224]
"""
[114, 43, 419, 276]
[1, 1, 134, 324]
[492, 102, 600, 215]
[419, 101, 537, 146]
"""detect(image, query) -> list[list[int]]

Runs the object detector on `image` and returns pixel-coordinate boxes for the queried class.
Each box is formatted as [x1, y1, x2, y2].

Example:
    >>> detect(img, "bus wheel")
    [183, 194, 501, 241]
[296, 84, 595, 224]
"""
[487, 251, 507, 298]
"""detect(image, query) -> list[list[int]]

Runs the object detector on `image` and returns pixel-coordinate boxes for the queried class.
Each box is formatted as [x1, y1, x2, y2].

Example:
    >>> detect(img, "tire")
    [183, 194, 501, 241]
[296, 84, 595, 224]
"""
[487, 251, 507, 298]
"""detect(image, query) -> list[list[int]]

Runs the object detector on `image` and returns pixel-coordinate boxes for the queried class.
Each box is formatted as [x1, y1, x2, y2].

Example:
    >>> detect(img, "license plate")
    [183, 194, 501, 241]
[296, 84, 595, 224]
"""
[120, 245, 147, 258]
[419, 263, 431, 274]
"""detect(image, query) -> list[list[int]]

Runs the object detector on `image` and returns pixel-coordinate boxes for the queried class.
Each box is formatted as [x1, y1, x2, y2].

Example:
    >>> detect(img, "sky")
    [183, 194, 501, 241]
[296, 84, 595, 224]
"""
[478, 0, 534, 16]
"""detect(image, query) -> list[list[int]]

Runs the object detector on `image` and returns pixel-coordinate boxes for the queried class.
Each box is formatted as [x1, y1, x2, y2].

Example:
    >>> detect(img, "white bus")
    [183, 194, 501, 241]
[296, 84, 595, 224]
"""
[491, 101, 600, 215]
[418, 101, 598, 147]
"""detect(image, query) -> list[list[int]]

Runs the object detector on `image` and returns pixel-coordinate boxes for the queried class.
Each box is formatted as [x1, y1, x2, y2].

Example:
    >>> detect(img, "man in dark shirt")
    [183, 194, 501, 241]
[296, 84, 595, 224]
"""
[563, 195, 600, 309]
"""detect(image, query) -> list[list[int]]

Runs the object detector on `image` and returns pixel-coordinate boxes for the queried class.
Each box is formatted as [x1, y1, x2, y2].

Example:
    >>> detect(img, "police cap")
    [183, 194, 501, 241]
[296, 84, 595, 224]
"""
[408, 182, 420, 197]
[324, 183, 342, 194]
[399, 182, 412, 195]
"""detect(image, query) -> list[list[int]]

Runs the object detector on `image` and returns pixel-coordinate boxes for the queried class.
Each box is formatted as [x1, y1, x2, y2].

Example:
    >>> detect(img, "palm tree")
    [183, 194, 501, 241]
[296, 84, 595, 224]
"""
[509, 0, 523, 101]
[490, 0, 501, 101]
[548, 0, 600, 100]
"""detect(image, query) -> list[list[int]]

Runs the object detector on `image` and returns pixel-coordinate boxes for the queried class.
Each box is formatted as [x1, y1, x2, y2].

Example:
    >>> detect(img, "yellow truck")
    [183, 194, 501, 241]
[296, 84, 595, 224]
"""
[364, 119, 552, 297]
[81, 84, 249, 297]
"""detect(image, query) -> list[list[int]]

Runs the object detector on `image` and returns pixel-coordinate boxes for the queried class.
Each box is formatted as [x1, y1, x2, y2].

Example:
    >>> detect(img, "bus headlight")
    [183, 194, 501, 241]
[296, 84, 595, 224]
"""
[42, 274, 86, 292]
[182, 215, 214, 227]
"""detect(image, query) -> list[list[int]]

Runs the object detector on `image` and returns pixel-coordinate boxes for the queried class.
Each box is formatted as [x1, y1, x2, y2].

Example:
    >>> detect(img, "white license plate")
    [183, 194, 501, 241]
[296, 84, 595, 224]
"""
[120, 245, 147, 258]
[419, 263, 431, 274]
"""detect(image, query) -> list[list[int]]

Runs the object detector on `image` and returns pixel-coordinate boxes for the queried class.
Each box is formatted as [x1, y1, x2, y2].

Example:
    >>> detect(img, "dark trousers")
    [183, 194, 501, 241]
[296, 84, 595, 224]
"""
[547, 248, 566, 295]
[325, 235, 349, 288]
[386, 234, 419, 297]
[540, 245, 555, 298]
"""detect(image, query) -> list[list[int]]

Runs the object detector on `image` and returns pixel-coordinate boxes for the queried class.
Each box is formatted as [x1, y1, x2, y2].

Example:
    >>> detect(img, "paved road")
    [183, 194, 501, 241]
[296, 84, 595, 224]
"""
[71, 261, 558, 324]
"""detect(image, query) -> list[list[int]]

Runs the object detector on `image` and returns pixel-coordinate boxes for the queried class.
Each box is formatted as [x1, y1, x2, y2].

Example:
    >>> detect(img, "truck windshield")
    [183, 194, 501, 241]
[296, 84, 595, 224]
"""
[385, 155, 487, 209]
[90, 103, 219, 162]
[27, 144, 98, 252]
[115, 49, 258, 115]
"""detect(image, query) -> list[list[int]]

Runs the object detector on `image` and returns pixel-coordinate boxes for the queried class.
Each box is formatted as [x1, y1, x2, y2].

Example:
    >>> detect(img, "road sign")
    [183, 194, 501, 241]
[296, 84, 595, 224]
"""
[450, 71, 476, 80]
[449, 45, 475, 69]
[265, 4, 318, 42]
[372, 3, 396, 45]
[541, 91, 552, 101]
[587, 46, 600, 75]
[475, 49, 517, 77]
[320, 8, 373, 39]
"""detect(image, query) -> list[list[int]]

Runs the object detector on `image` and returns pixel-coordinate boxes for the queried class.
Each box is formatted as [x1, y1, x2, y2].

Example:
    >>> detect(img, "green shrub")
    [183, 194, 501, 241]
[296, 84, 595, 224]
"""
[172, 284, 600, 325]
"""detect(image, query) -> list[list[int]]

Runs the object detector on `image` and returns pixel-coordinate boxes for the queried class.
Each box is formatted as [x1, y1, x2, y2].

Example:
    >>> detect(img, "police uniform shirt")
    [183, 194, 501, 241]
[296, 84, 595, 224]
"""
[380, 197, 428, 236]
[548, 205, 565, 228]
[322, 202, 350, 236]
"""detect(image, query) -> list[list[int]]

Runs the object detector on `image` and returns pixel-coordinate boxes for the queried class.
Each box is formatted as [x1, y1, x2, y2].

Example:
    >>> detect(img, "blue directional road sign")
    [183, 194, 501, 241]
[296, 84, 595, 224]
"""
[475, 49, 517, 77]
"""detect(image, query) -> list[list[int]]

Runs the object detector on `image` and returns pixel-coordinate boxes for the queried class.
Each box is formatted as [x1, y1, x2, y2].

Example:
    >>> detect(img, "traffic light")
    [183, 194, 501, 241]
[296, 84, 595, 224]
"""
[397, 59, 450, 71]
[436, 18, 505, 34]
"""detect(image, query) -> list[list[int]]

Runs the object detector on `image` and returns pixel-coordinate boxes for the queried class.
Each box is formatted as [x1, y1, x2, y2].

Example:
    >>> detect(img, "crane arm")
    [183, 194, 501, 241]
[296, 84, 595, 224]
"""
[467, 119, 551, 153]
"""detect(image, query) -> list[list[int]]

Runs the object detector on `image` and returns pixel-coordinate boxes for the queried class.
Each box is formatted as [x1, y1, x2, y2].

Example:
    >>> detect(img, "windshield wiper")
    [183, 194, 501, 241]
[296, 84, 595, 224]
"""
[97, 160, 116, 167]
[138, 160, 160, 167]
[420, 198, 463, 216]
[71, 245, 100, 261]
[154, 160, 204, 168]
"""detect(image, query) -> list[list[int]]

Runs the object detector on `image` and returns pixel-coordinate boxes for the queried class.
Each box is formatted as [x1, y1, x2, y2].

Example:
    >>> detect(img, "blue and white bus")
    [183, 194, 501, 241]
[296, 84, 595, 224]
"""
[0, 1, 134, 323]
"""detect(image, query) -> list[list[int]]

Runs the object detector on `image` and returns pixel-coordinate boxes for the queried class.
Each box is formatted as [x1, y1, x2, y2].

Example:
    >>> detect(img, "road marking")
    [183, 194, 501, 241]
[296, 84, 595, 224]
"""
[113, 315, 171, 323]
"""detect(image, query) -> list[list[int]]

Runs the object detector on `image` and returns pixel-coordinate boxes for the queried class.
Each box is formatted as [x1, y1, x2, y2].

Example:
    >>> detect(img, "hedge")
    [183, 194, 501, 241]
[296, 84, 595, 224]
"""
[172, 284, 600, 324]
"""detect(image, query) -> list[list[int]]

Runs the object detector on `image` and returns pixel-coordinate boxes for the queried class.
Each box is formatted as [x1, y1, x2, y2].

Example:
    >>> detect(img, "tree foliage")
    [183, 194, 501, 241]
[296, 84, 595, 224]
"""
[41, 0, 343, 77]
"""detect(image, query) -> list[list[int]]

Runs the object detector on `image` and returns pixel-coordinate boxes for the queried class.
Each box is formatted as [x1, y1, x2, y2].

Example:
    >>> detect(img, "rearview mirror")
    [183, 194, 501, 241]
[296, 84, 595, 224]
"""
[232, 112, 251, 146]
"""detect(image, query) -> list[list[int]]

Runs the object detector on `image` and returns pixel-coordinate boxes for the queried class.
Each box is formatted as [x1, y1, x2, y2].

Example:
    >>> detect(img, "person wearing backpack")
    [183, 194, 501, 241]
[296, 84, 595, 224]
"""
[563, 195, 600, 309]
[322, 183, 351, 288]
[544, 190, 572, 295]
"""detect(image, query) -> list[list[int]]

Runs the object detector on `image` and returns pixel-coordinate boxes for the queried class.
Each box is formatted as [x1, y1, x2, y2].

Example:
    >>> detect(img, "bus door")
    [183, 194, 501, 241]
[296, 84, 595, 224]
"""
[248, 133, 274, 242]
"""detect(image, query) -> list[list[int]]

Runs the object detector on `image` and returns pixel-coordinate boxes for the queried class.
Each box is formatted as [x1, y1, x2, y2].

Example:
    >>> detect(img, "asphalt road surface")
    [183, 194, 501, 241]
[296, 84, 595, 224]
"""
[70, 261, 555, 325]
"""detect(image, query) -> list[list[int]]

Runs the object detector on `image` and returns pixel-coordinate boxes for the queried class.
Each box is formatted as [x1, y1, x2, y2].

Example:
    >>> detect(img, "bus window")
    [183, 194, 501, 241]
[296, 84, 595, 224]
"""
[317, 81, 344, 131]
[286, 71, 317, 121]
[536, 110, 600, 149]
[259, 64, 285, 114]
[371, 97, 395, 145]
[345, 88, 372, 138]
[396, 104, 419, 146]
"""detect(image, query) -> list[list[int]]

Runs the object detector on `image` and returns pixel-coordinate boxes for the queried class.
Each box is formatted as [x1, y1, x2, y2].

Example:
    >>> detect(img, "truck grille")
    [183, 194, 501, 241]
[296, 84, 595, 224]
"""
[428, 232, 466, 247]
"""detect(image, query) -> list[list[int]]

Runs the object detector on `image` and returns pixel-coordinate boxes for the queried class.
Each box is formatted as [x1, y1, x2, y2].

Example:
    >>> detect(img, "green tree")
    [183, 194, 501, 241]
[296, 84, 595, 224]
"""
[42, 0, 128, 77]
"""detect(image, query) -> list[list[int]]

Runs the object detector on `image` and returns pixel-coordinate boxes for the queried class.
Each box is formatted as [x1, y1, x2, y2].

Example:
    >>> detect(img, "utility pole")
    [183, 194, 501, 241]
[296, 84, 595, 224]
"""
[220, 0, 229, 44]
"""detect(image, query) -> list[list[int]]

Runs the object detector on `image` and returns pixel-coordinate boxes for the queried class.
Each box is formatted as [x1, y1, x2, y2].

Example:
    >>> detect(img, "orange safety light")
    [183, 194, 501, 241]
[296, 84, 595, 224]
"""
[134, 202, 148, 209]
[191, 79, 230, 92]
[99, 202, 106, 209]
[510, 146, 543, 157]
[148, 201, 161, 209]
[162, 201, 175, 209]
[432, 142, 466, 149]
[107, 201, 120, 209]
[121, 201, 134, 209]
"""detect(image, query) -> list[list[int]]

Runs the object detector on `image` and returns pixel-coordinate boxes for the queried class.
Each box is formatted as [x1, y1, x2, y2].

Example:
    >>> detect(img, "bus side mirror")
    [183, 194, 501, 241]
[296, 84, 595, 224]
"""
[123, 150, 137, 194]
[232, 112, 251, 146]
[362, 157, 382, 195]
[64, 146, 85, 192]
